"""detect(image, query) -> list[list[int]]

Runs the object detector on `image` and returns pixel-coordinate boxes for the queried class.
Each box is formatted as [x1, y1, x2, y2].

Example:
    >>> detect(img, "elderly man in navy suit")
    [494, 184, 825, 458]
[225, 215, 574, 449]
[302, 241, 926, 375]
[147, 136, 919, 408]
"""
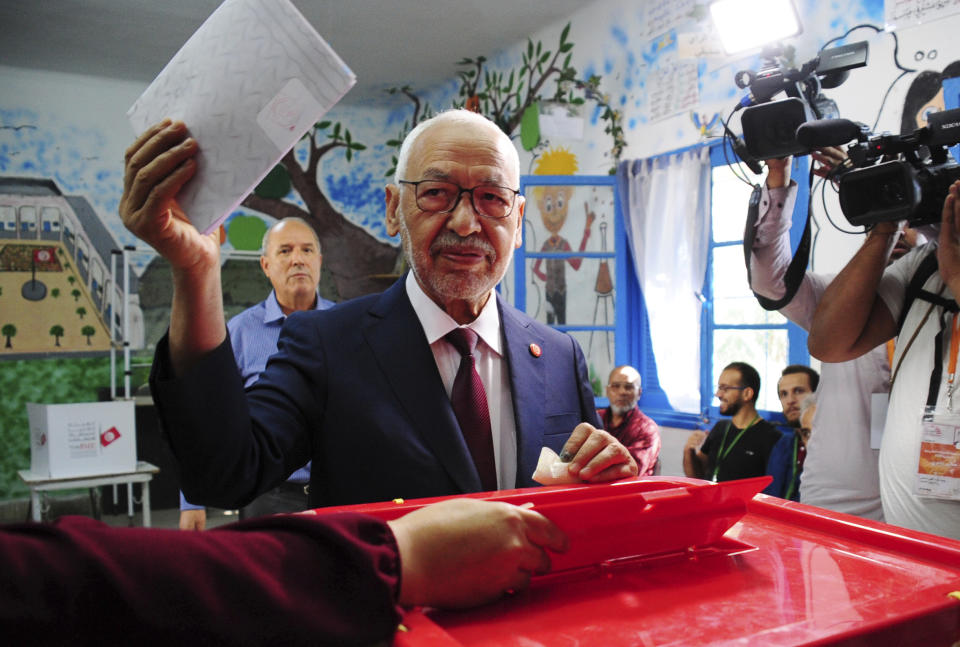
[120, 109, 636, 515]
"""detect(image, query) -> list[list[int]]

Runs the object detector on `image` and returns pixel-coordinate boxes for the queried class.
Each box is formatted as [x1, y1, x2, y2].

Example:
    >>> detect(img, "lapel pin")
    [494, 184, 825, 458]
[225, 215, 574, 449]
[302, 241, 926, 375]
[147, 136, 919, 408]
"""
[529, 343, 542, 358]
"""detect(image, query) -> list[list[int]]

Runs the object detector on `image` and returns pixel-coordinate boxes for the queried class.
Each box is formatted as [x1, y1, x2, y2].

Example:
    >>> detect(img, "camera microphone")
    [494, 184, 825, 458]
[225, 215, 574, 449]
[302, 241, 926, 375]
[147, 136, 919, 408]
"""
[795, 118, 863, 148]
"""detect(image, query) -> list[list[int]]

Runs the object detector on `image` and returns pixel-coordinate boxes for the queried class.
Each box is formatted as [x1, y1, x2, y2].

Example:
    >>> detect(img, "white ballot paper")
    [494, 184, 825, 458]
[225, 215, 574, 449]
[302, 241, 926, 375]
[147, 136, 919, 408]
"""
[127, 0, 356, 234]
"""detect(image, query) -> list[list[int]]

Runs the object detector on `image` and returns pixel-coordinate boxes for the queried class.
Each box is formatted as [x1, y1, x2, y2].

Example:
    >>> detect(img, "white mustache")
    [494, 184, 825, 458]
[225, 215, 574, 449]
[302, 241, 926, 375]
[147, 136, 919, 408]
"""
[430, 231, 494, 257]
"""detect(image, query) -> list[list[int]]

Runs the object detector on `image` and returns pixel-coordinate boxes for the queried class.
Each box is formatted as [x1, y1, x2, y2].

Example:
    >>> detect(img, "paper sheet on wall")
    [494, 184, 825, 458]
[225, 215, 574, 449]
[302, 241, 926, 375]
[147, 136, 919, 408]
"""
[648, 60, 700, 122]
[642, 0, 696, 39]
[127, 0, 356, 234]
[886, 0, 960, 30]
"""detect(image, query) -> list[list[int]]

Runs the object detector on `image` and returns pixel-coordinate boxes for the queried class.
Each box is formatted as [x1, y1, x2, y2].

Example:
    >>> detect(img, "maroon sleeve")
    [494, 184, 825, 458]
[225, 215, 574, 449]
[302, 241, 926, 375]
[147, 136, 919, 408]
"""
[626, 411, 662, 476]
[0, 513, 403, 646]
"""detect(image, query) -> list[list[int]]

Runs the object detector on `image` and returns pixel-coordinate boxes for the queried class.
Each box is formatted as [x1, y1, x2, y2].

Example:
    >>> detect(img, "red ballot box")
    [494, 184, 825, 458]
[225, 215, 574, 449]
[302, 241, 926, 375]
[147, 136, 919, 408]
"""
[314, 477, 960, 646]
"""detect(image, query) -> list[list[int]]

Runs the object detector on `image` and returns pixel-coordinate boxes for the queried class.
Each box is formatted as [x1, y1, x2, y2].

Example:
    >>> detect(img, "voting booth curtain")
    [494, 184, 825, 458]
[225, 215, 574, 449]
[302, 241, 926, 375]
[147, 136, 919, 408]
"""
[618, 148, 711, 413]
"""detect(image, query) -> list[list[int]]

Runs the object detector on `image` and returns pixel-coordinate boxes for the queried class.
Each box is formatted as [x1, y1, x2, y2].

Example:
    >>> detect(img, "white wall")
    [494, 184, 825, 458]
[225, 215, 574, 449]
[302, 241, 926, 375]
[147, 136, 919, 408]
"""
[659, 426, 693, 477]
[0, 65, 147, 253]
[499, 2, 960, 277]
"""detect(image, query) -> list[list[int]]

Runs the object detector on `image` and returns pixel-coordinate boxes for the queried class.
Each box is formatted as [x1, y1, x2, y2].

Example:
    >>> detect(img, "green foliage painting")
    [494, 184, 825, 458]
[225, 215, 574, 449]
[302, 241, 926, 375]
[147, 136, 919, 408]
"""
[227, 214, 269, 251]
[385, 23, 625, 176]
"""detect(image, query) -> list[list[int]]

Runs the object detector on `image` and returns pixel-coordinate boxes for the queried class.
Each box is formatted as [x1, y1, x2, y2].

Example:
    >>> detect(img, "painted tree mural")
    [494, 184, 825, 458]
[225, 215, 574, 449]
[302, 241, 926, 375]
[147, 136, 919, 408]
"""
[50, 324, 64, 346]
[2, 324, 16, 349]
[241, 122, 399, 301]
[81, 325, 95, 345]
[385, 23, 624, 176]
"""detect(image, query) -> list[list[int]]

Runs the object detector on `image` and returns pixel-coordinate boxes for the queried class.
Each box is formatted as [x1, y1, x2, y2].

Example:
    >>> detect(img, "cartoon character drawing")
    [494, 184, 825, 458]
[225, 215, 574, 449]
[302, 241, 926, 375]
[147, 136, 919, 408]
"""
[530, 148, 594, 325]
[900, 60, 960, 134]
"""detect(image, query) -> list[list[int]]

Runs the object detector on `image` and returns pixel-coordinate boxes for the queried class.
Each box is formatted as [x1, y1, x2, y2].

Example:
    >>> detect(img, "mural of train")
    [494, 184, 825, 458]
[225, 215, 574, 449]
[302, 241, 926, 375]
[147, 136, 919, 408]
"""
[0, 177, 143, 356]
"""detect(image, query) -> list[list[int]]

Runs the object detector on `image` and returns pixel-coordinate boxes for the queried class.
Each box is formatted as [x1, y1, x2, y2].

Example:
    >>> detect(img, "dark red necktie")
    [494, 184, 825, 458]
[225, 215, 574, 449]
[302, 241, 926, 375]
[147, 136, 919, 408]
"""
[445, 328, 497, 491]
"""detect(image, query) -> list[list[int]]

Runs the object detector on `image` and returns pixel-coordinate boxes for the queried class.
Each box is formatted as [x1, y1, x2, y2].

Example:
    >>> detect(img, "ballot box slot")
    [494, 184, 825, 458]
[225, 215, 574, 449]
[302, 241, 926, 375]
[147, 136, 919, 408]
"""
[532, 534, 760, 589]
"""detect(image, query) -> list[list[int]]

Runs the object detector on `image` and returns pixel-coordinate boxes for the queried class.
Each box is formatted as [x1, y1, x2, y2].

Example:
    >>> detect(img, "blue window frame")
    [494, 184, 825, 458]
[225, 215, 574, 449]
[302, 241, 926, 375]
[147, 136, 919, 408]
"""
[511, 175, 633, 399]
[508, 149, 812, 427]
[702, 145, 811, 424]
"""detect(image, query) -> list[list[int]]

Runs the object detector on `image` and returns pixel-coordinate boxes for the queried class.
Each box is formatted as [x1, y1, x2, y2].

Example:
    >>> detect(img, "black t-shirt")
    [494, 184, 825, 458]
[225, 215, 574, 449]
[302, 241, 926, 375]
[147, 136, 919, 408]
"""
[700, 418, 782, 482]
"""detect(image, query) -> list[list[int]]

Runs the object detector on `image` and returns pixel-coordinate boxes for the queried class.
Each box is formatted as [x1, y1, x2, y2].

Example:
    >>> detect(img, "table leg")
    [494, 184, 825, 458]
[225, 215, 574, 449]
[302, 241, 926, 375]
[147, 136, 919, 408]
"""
[142, 481, 152, 528]
[126, 482, 134, 526]
[31, 489, 41, 522]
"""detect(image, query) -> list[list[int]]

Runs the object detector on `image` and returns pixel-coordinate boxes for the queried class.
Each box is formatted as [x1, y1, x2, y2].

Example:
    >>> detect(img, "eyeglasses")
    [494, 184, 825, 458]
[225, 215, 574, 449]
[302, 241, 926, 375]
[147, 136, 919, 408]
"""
[716, 385, 746, 394]
[607, 382, 639, 392]
[399, 179, 520, 220]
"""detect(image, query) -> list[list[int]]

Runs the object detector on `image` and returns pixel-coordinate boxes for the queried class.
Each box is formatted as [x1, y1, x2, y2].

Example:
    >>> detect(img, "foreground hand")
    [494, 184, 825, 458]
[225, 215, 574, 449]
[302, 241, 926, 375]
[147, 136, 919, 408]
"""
[388, 498, 568, 608]
[938, 180, 960, 293]
[764, 156, 792, 188]
[178, 508, 207, 531]
[120, 119, 220, 273]
[559, 423, 637, 482]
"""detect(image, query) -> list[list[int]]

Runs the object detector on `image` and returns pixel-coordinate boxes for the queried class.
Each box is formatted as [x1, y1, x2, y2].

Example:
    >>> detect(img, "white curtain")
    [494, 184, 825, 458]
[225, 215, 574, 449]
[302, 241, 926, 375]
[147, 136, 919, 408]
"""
[618, 147, 711, 413]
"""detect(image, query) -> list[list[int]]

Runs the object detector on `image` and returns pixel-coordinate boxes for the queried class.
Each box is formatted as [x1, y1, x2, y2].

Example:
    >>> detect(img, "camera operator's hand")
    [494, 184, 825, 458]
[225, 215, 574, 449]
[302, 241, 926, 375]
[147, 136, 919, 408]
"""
[937, 180, 960, 296]
[765, 147, 846, 189]
[764, 157, 792, 189]
[810, 146, 847, 180]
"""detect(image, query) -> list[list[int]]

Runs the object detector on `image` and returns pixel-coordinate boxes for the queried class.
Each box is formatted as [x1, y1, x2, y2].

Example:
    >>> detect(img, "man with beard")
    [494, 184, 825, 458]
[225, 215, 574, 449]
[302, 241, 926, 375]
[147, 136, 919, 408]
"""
[120, 110, 636, 525]
[777, 365, 818, 427]
[683, 362, 782, 483]
[596, 365, 660, 475]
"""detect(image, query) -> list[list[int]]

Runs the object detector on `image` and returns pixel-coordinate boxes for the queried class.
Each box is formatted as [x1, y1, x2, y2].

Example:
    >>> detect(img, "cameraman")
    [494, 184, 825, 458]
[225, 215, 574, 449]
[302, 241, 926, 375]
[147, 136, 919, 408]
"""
[808, 179, 960, 540]
[749, 148, 919, 521]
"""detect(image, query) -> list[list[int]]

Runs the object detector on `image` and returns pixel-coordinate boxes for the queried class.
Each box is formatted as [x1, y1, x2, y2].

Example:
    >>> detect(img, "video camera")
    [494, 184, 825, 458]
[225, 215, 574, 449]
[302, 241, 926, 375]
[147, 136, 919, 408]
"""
[735, 41, 869, 160]
[821, 109, 960, 227]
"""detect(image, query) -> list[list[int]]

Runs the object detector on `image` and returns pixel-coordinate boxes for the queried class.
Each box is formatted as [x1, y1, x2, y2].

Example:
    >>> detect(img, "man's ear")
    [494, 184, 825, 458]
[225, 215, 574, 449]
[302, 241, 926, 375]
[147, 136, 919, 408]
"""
[259, 254, 269, 278]
[513, 195, 525, 249]
[743, 387, 755, 404]
[385, 184, 401, 237]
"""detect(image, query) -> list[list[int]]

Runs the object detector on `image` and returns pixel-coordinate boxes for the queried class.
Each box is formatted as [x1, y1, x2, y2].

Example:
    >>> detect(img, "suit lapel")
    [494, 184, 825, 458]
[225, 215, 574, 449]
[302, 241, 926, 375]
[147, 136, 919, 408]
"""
[498, 296, 547, 484]
[364, 278, 481, 492]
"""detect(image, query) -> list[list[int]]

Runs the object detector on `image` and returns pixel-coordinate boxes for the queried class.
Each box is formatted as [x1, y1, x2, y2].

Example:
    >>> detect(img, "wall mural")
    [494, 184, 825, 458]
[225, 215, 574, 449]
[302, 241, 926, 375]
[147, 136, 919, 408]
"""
[5, 0, 960, 499]
[0, 177, 143, 357]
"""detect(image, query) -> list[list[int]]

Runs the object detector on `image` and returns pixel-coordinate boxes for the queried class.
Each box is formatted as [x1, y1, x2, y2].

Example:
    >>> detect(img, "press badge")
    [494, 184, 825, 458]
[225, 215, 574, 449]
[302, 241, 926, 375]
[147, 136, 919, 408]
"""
[915, 407, 960, 501]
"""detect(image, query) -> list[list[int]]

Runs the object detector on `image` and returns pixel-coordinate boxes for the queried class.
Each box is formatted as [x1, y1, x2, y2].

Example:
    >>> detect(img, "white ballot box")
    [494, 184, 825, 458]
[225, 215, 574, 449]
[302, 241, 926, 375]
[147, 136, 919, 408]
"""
[27, 401, 137, 478]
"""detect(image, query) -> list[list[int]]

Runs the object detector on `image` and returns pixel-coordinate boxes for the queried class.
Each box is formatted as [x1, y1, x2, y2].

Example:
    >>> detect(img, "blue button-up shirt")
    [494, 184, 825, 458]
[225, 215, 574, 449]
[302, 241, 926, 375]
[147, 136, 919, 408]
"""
[181, 289, 335, 510]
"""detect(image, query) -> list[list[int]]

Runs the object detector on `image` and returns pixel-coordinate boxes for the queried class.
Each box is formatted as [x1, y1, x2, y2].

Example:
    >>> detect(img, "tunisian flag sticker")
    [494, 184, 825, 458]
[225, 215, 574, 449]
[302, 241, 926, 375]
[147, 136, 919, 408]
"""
[100, 427, 121, 447]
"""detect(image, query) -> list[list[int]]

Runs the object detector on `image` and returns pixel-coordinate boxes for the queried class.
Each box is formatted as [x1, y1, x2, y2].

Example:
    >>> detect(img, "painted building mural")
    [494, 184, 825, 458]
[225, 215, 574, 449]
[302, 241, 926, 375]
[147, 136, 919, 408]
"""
[4, 0, 960, 497]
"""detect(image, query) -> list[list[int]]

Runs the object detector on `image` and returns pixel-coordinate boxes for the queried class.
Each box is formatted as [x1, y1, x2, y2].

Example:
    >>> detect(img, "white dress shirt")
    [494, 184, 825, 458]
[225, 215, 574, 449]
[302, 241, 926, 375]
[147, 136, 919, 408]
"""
[405, 272, 518, 489]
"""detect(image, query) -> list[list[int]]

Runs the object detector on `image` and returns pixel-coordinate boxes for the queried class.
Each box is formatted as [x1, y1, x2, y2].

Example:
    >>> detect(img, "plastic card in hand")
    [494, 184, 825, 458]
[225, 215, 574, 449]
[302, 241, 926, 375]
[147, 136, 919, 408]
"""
[127, 0, 356, 234]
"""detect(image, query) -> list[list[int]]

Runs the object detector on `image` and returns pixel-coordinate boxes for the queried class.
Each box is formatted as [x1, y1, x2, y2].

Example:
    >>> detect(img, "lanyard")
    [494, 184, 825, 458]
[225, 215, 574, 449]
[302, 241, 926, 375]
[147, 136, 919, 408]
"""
[711, 415, 761, 481]
[947, 313, 960, 411]
[783, 434, 800, 501]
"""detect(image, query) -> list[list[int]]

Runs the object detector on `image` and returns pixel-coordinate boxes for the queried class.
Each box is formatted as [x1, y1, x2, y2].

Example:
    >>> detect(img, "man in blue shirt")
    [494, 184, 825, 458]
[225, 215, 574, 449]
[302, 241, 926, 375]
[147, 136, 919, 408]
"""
[766, 365, 819, 501]
[179, 217, 334, 530]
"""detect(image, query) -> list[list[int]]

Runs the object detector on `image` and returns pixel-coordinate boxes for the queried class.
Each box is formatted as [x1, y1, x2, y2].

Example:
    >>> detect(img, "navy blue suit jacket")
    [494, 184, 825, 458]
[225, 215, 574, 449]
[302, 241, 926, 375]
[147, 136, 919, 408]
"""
[151, 277, 600, 509]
